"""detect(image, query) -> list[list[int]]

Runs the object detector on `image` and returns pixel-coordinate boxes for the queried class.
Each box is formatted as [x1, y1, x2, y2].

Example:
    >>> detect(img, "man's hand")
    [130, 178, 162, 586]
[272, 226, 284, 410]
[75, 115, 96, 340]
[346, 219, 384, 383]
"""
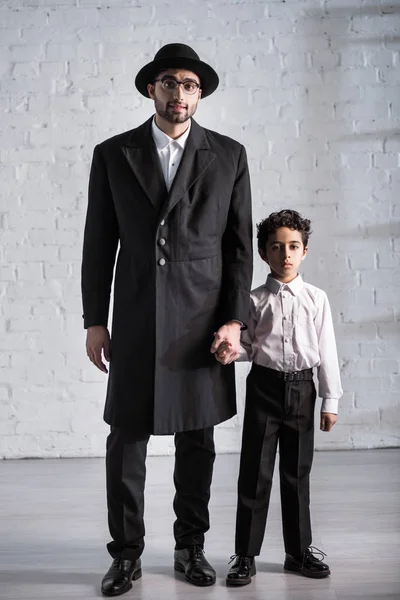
[320, 412, 337, 432]
[86, 325, 111, 373]
[210, 321, 241, 365]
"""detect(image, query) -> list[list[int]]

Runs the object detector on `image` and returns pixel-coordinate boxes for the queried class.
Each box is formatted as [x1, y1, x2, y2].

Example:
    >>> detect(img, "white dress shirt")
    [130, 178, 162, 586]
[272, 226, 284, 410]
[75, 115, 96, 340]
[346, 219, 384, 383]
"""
[238, 274, 343, 414]
[151, 118, 191, 190]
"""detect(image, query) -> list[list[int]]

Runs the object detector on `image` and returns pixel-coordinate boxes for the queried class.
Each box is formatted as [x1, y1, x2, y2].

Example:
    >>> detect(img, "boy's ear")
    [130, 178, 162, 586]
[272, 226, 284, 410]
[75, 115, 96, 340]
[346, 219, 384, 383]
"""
[258, 248, 269, 264]
[301, 246, 308, 260]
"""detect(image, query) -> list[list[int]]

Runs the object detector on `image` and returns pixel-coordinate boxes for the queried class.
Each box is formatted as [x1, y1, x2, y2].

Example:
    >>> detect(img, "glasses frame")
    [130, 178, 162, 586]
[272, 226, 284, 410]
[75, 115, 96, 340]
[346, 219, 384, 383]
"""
[153, 77, 201, 95]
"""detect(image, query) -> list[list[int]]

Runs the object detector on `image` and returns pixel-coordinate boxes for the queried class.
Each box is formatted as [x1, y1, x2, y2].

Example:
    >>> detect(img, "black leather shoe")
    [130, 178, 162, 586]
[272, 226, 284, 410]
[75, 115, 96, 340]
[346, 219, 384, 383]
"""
[174, 546, 216, 586]
[101, 558, 142, 596]
[226, 555, 256, 586]
[284, 546, 330, 578]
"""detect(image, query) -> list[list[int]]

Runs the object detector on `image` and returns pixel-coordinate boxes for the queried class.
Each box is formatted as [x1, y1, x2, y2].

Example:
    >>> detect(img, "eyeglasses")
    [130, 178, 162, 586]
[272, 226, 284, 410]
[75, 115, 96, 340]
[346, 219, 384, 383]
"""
[153, 77, 201, 95]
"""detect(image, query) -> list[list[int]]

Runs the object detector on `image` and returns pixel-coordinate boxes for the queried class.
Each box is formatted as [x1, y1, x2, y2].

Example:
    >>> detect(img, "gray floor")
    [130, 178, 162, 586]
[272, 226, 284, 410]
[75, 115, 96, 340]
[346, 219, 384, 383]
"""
[0, 449, 399, 600]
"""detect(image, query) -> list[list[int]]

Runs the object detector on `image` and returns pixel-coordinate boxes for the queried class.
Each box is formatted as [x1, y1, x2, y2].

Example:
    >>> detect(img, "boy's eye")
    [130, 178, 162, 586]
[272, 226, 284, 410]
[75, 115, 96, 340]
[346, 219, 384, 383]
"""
[290, 245, 299, 250]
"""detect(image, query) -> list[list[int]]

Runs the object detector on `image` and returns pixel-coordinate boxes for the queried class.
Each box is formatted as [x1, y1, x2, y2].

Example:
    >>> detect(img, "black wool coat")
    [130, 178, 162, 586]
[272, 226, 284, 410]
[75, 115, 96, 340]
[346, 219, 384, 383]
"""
[81, 117, 253, 435]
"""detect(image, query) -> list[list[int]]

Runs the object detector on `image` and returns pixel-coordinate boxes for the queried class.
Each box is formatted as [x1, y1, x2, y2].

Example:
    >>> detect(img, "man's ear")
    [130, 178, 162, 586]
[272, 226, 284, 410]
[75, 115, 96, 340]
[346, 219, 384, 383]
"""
[147, 83, 155, 99]
[258, 248, 269, 264]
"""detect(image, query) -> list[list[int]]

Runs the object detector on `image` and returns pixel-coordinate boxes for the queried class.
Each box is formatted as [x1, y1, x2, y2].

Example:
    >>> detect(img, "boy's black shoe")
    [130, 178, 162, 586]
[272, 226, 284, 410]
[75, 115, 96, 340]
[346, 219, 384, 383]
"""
[284, 546, 330, 578]
[174, 546, 216, 586]
[226, 555, 256, 586]
[101, 557, 142, 596]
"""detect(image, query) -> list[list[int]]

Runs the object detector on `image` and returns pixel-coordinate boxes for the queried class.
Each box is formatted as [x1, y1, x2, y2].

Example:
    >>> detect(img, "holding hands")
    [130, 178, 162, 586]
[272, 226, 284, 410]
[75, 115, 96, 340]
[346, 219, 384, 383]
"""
[214, 340, 233, 365]
[210, 321, 241, 365]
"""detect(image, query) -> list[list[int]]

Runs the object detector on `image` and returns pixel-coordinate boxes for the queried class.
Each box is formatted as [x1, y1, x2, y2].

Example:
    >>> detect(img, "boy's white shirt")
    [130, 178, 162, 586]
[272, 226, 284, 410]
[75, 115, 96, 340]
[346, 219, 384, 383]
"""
[238, 273, 342, 414]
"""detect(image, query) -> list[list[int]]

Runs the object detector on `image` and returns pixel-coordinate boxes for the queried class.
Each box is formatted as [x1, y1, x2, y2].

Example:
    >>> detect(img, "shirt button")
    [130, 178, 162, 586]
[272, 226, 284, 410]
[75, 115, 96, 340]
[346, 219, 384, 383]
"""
[158, 238, 166, 246]
[285, 338, 289, 342]
[160, 219, 165, 226]
[158, 258, 166, 266]
[283, 316, 286, 320]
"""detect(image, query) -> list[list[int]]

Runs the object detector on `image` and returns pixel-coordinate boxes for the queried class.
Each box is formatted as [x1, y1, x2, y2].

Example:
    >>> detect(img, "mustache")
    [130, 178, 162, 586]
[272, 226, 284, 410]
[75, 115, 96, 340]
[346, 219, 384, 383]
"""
[167, 102, 188, 109]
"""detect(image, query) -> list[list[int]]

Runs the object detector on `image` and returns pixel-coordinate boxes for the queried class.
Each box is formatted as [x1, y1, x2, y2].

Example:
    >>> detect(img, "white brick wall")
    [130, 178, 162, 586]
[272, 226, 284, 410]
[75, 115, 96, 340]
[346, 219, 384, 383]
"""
[0, 0, 399, 458]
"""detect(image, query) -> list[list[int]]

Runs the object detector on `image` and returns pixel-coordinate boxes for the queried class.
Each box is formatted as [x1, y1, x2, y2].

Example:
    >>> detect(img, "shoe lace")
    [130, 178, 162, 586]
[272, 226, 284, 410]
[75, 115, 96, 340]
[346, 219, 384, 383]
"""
[302, 546, 327, 568]
[308, 546, 327, 560]
[228, 554, 251, 566]
[118, 558, 133, 571]
[190, 545, 204, 559]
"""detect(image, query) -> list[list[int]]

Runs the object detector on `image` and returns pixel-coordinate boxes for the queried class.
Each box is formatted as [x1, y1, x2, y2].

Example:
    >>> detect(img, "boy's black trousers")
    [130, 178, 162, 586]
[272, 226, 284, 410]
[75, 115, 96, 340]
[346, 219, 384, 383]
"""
[235, 362, 316, 558]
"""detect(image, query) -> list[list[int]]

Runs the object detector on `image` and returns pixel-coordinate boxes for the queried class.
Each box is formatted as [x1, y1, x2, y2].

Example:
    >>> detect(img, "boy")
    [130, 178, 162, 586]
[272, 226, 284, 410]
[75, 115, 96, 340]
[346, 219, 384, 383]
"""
[217, 209, 342, 586]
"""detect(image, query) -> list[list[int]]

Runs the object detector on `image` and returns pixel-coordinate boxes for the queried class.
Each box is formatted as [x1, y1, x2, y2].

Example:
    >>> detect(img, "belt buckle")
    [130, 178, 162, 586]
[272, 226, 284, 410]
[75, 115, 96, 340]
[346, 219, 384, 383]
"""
[283, 371, 295, 381]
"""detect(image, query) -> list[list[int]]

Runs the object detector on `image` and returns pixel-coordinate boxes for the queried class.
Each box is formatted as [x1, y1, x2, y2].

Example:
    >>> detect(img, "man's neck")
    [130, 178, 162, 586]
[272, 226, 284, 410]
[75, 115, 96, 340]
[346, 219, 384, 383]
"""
[154, 114, 190, 140]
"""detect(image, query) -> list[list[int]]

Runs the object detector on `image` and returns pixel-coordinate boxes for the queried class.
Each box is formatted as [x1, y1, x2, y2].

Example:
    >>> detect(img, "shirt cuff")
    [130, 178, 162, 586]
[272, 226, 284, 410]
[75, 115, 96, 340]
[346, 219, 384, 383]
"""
[321, 398, 339, 414]
[236, 345, 251, 362]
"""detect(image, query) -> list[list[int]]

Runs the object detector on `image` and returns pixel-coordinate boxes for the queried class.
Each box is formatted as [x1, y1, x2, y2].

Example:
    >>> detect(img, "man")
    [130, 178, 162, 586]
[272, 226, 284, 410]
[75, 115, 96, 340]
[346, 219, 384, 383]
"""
[81, 43, 253, 596]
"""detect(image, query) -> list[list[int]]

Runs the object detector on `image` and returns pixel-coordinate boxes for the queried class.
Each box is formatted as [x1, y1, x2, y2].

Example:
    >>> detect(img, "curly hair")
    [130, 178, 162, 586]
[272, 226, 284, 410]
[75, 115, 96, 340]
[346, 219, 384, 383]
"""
[257, 209, 312, 249]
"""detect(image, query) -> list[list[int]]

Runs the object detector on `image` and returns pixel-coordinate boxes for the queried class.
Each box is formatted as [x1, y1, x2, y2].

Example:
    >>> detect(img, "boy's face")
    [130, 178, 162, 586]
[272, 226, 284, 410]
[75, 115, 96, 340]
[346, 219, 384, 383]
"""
[259, 226, 308, 283]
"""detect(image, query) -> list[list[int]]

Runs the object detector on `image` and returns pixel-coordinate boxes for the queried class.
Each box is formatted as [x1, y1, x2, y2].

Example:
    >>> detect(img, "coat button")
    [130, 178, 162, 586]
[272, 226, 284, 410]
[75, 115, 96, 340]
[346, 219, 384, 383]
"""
[160, 219, 165, 226]
[158, 258, 166, 266]
[158, 238, 166, 246]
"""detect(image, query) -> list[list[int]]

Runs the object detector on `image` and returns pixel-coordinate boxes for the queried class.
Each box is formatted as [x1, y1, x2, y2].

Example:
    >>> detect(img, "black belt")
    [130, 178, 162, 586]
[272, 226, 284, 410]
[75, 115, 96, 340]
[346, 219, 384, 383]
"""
[254, 364, 313, 381]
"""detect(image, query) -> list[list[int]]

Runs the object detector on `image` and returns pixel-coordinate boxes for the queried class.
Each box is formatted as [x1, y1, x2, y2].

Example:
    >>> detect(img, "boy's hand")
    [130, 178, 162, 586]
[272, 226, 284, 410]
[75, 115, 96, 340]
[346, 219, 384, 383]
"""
[320, 412, 337, 432]
[215, 341, 232, 365]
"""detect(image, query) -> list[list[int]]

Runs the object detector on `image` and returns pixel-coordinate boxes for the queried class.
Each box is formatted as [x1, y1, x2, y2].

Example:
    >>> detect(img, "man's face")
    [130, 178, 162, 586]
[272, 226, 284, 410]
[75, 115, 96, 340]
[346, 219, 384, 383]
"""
[147, 69, 202, 124]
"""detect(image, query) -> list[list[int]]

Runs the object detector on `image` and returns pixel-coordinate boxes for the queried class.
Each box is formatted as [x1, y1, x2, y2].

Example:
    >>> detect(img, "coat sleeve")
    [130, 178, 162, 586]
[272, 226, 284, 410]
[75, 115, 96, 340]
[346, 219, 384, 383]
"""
[219, 144, 253, 328]
[81, 144, 119, 329]
[236, 295, 257, 361]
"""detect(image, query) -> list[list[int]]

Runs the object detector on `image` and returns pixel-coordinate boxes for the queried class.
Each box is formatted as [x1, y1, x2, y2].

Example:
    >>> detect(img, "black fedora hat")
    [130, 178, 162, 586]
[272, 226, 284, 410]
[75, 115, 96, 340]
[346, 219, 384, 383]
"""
[135, 43, 219, 99]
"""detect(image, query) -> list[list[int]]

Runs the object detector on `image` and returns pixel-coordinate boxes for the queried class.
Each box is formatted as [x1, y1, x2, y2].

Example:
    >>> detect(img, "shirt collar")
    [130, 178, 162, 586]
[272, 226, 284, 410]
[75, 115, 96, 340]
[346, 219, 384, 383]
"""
[266, 273, 304, 296]
[151, 117, 191, 151]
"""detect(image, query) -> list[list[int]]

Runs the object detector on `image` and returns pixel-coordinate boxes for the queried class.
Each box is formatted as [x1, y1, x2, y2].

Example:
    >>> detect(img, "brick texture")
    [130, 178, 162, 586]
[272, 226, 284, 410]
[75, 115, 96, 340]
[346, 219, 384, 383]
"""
[0, 0, 399, 457]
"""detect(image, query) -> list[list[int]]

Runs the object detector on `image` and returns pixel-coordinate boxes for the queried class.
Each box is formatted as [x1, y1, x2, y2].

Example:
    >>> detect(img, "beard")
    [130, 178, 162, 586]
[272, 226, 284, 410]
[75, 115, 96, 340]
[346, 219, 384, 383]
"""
[154, 98, 197, 124]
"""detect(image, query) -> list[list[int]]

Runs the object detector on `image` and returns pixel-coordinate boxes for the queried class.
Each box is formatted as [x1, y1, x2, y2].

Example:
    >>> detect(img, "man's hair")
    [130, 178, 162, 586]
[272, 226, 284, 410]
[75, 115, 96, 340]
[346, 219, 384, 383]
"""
[257, 209, 312, 249]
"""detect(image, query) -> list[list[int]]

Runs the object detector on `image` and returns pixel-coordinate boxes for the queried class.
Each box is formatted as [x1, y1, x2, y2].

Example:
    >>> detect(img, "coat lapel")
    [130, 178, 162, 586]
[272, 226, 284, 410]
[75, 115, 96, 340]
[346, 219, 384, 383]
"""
[121, 118, 167, 211]
[164, 119, 216, 217]
[121, 117, 216, 215]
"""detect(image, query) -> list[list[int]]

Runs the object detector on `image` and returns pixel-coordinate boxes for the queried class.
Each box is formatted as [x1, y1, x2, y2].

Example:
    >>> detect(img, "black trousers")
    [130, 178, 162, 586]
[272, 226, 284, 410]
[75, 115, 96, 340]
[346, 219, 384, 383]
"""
[106, 426, 215, 560]
[235, 363, 316, 558]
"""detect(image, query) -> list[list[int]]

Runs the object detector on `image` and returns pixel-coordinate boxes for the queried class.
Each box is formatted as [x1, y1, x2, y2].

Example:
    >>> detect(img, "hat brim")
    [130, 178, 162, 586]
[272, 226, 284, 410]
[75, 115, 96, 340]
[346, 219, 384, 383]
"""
[135, 57, 219, 99]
